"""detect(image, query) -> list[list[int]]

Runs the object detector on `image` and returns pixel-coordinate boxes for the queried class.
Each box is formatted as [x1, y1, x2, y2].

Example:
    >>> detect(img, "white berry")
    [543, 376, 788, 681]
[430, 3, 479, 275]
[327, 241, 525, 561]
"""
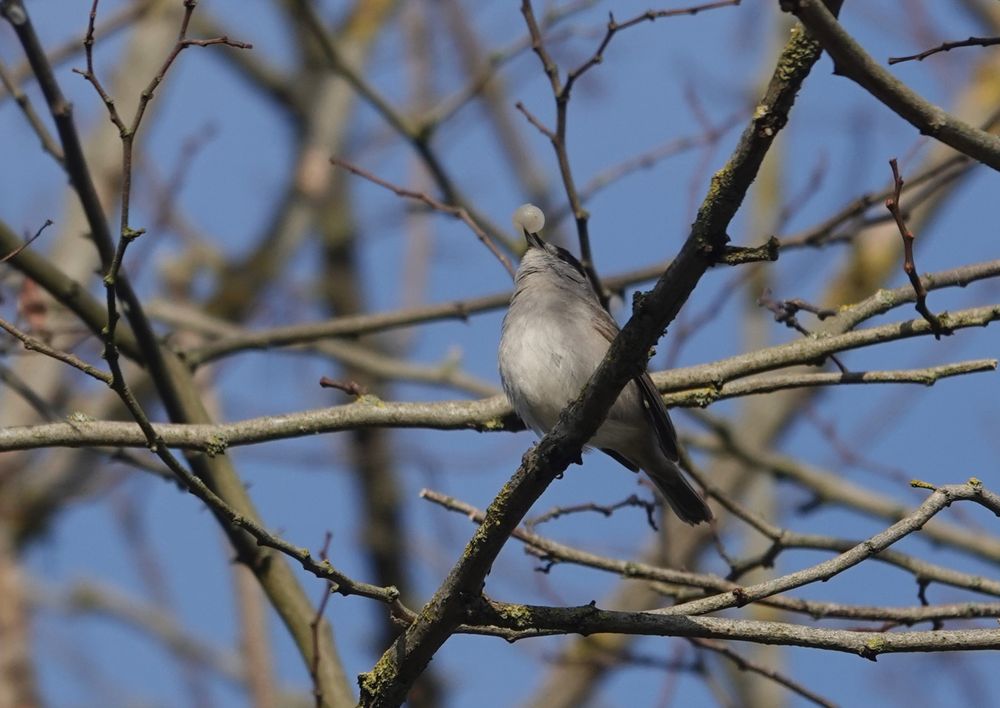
[512, 203, 545, 234]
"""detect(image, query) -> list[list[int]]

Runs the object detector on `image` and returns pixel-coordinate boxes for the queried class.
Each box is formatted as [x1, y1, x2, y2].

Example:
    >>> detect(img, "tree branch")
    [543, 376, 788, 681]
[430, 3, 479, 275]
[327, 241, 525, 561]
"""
[470, 599, 1000, 657]
[2, 338, 995, 455]
[889, 35, 1000, 65]
[780, 0, 1000, 170]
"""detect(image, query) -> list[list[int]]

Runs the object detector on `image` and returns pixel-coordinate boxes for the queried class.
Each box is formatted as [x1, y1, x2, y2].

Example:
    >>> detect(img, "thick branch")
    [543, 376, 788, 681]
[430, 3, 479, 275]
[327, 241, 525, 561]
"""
[471, 600, 1000, 657]
[2, 336, 995, 454]
[781, 0, 1000, 170]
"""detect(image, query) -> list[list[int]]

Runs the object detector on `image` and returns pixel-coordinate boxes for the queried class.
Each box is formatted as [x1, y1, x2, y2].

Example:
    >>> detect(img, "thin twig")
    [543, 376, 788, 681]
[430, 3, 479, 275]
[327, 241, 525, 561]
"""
[779, 153, 973, 249]
[0, 0, 154, 107]
[557, 114, 740, 223]
[567, 2, 743, 88]
[0, 58, 63, 163]
[0, 219, 52, 264]
[685, 413, 1000, 567]
[310, 532, 334, 708]
[757, 288, 848, 371]
[889, 35, 1000, 65]
[421, 0, 596, 130]
[329, 156, 515, 278]
[287, 0, 516, 256]
[885, 158, 951, 338]
[688, 638, 836, 708]
[0, 316, 112, 384]
[527, 495, 659, 533]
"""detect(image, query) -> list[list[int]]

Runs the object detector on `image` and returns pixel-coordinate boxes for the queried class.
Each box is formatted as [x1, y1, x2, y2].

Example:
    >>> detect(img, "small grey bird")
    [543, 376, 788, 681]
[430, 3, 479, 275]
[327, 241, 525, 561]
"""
[499, 204, 712, 525]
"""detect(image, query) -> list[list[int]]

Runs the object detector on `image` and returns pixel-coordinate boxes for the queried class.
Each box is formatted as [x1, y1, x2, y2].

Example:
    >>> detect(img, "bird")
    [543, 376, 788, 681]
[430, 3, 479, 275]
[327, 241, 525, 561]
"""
[498, 204, 712, 525]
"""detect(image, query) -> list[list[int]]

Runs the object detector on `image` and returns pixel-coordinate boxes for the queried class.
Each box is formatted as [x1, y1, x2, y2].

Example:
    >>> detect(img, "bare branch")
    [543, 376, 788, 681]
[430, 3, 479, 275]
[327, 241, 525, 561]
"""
[470, 598, 1000, 656]
[885, 158, 951, 337]
[421, 488, 1000, 613]
[329, 156, 514, 278]
[0, 219, 52, 264]
[2, 321, 996, 455]
[168, 255, 1000, 365]
[686, 415, 1000, 567]
[889, 35, 1000, 65]
[781, 0, 1000, 170]
[526, 495, 659, 533]
[0, 316, 112, 385]
[688, 638, 836, 708]
[0, 59, 63, 163]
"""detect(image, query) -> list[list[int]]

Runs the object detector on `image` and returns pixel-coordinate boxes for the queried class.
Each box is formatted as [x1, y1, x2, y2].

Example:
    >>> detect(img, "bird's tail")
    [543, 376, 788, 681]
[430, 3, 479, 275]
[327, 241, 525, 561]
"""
[644, 456, 712, 525]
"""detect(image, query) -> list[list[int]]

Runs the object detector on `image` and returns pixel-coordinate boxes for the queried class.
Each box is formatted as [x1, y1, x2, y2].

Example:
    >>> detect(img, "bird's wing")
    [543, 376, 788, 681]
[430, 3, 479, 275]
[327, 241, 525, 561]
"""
[590, 310, 680, 462]
[635, 372, 679, 462]
[600, 448, 639, 471]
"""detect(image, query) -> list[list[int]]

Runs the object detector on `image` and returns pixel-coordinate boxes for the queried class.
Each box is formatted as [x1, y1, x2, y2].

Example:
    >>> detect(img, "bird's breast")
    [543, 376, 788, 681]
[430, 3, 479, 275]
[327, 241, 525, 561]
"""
[499, 303, 607, 435]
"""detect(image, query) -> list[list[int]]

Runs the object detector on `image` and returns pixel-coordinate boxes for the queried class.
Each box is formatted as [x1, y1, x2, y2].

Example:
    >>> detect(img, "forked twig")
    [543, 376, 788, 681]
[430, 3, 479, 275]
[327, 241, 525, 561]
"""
[886, 158, 951, 339]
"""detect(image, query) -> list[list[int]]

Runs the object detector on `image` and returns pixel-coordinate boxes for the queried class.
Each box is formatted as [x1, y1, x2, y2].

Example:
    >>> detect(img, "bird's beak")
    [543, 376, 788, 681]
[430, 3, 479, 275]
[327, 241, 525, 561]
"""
[524, 230, 544, 249]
